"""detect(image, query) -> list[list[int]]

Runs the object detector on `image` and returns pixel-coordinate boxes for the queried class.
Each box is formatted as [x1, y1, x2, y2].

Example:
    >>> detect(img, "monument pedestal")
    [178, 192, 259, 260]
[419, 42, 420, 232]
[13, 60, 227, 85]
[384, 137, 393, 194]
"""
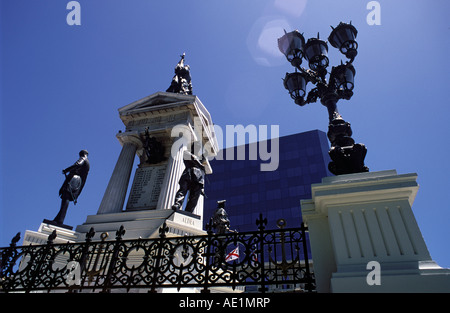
[301, 170, 450, 293]
[23, 221, 80, 245]
[75, 209, 205, 241]
[42, 219, 73, 230]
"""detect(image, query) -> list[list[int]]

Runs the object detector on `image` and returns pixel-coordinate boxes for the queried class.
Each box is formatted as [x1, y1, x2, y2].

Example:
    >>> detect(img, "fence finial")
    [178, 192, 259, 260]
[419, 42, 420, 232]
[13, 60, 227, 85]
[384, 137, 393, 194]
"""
[47, 230, 57, 244]
[10, 232, 21, 247]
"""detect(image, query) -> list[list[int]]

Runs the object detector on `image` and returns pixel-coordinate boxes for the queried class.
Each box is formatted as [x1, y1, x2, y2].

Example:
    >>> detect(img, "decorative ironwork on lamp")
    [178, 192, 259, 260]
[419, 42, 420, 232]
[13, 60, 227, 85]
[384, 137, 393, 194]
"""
[278, 22, 368, 175]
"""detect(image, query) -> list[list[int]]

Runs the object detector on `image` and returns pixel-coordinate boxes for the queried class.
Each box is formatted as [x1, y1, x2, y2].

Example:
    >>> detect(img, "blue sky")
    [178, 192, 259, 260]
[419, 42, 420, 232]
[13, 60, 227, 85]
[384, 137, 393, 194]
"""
[1, 1, 450, 268]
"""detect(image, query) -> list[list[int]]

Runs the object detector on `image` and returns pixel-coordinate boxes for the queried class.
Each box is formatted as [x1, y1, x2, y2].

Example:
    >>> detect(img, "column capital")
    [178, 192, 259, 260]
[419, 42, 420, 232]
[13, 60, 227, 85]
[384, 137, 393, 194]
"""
[116, 131, 143, 149]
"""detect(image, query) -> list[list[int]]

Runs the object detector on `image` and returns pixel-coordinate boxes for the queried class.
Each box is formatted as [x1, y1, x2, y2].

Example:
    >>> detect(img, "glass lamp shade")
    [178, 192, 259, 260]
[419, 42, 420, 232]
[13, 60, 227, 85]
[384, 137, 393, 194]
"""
[332, 63, 355, 99]
[328, 22, 358, 59]
[334, 63, 355, 90]
[283, 72, 307, 106]
[304, 38, 329, 71]
[278, 30, 305, 69]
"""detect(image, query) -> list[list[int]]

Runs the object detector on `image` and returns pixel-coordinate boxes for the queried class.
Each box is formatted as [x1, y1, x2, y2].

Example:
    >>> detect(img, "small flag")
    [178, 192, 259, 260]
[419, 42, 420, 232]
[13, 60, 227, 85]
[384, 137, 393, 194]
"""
[250, 249, 258, 266]
[225, 246, 239, 262]
[251, 250, 258, 262]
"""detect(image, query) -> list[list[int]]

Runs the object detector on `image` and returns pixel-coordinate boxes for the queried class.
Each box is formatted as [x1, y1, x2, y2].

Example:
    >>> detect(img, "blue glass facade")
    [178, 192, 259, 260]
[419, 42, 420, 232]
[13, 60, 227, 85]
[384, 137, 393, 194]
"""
[203, 129, 332, 232]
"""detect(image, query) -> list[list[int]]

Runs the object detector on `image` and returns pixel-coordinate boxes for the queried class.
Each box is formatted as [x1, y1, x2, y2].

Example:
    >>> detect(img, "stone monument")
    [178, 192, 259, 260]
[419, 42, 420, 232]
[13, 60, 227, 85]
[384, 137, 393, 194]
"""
[24, 55, 218, 245]
[74, 56, 218, 241]
[75, 99, 217, 239]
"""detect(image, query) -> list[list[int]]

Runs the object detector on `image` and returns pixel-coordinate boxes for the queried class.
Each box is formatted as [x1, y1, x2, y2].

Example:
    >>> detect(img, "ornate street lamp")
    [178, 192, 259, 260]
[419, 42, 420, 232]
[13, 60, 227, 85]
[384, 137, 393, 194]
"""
[278, 22, 368, 175]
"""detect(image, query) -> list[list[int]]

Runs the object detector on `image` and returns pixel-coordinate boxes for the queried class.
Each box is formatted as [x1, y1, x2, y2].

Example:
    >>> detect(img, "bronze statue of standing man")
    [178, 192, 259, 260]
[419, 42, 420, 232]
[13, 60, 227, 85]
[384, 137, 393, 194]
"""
[51, 150, 90, 226]
[172, 149, 205, 213]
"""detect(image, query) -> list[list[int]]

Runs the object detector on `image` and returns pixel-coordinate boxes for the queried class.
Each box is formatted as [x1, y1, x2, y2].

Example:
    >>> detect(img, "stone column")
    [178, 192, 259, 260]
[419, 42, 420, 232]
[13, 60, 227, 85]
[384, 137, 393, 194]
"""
[156, 135, 188, 210]
[97, 136, 140, 214]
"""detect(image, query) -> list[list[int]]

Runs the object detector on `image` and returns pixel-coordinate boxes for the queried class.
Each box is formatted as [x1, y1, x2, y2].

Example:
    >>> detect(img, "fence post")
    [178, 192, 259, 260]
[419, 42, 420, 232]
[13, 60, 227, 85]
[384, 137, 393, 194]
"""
[79, 228, 95, 273]
[300, 222, 314, 292]
[25, 230, 57, 292]
[66, 227, 95, 293]
[0, 232, 21, 273]
[101, 225, 125, 293]
[256, 214, 267, 293]
[0, 232, 21, 291]
[201, 221, 214, 293]
[149, 222, 168, 293]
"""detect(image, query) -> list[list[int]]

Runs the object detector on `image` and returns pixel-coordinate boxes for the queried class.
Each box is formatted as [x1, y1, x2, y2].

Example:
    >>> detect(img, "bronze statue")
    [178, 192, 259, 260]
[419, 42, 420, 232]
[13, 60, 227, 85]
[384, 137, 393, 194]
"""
[166, 53, 193, 95]
[172, 149, 205, 213]
[141, 127, 166, 164]
[52, 150, 90, 225]
[211, 200, 231, 234]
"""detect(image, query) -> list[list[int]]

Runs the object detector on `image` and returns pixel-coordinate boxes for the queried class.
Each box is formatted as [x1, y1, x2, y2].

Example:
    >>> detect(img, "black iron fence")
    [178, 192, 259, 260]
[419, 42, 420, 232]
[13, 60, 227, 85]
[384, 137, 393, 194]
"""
[0, 214, 315, 293]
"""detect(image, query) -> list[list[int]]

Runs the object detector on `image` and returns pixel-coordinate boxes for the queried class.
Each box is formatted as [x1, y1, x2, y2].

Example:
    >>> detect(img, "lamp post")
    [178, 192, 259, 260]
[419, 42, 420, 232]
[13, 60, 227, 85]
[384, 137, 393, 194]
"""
[278, 22, 368, 175]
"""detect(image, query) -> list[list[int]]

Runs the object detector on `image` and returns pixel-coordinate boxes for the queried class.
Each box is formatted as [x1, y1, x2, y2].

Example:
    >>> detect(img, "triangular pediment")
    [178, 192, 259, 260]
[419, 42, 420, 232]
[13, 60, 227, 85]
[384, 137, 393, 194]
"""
[117, 91, 218, 155]
[118, 91, 197, 116]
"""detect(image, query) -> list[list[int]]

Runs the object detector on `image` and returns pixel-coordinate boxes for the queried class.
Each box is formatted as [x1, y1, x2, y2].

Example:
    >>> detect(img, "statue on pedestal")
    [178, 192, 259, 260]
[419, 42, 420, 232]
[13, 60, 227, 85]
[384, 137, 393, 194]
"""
[48, 150, 90, 227]
[141, 127, 166, 164]
[172, 149, 205, 213]
[211, 200, 231, 234]
[166, 53, 193, 95]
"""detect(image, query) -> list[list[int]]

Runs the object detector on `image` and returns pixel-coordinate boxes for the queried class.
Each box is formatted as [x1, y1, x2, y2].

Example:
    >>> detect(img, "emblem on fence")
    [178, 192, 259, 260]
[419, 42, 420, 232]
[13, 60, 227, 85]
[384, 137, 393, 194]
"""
[85, 232, 109, 284]
[268, 219, 299, 278]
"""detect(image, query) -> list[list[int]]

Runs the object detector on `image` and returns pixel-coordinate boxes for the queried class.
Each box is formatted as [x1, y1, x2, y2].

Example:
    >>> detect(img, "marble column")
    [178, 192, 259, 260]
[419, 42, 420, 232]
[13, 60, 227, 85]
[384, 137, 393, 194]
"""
[156, 136, 188, 210]
[97, 141, 138, 214]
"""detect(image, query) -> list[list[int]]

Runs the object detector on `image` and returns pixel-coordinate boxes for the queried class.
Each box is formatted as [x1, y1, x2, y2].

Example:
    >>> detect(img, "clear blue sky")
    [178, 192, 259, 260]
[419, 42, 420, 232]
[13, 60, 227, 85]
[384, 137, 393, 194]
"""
[1, 1, 450, 268]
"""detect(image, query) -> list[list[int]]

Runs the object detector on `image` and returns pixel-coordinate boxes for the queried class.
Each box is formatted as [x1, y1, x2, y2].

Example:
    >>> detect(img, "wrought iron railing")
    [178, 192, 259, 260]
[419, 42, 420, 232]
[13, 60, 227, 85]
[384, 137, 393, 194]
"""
[0, 214, 315, 293]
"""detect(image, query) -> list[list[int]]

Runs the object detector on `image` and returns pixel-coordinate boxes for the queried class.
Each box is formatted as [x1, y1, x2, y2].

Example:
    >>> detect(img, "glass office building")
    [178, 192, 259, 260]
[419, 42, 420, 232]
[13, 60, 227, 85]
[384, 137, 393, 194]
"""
[203, 129, 332, 232]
